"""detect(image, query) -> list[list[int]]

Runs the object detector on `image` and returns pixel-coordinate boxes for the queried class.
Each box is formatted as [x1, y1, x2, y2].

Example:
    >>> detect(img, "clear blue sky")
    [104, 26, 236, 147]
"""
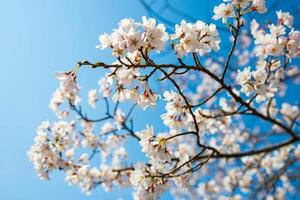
[0, 0, 298, 200]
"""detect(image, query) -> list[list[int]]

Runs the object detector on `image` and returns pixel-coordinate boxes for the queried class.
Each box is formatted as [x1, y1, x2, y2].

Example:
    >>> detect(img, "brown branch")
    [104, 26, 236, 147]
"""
[195, 137, 300, 160]
[221, 9, 242, 81]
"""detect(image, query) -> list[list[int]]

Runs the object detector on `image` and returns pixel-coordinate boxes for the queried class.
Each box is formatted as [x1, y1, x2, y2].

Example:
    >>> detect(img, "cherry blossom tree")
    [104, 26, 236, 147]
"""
[28, 0, 300, 199]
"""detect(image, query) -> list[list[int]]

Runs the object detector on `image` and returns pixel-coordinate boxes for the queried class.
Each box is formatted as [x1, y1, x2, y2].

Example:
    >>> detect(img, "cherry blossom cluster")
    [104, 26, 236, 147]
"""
[28, 1, 300, 199]
[213, 0, 267, 24]
[28, 117, 132, 194]
[161, 91, 189, 129]
[234, 10, 300, 104]
[107, 52, 159, 110]
[97, 16, 168, 56]
[236, 64, 279, 102]
[251, 11, 300, 59]
[170, 20, 220, 57]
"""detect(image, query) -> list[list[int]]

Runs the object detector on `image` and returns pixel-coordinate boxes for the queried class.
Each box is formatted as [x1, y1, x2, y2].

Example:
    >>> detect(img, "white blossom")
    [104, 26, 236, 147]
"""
[171, 20, 220, 57]
[236, 66, 252, 85]
[213, 3, 234, 23]
[141, 16, 169, 51]
[276, 10, 293, 28]
[88, 89, 98, 108]
[251, 0, 267, 14]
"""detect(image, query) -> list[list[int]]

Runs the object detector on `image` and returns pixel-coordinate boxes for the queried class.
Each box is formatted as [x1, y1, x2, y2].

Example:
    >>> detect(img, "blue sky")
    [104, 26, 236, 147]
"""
[0, 0, 299, 199]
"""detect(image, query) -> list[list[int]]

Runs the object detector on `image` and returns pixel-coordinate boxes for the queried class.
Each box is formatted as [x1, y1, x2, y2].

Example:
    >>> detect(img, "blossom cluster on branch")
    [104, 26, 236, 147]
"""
[28, 0, 300, 199]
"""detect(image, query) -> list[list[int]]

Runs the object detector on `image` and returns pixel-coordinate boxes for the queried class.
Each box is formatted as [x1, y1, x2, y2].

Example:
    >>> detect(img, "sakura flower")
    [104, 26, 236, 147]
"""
[96, 33, 112, 49]
[65, 149, 74, 160]
[97, 19, 135, 56]
[163, 91, 186, 114]
[124, 31, 143, 52]
[117, 18, 137, 35]
[240, 84, 254, 96]
[251, 20, 292, 58]
[251, 0, 267, 14]
[276, 10, 293, 28]
[141, 16, 169, 51]
[213, 3, 234, 24]
[55, 72, 79, 93]
[115, 67, 140, 86]
[130, 163, 150, 189]
[161, 90, 189, 129]
[88, 89, 98, 108]
[126, 50, 142, 65]
[125, 88, 140, 103]
[252, 68, 267, 83]
[268, 24, 286, 37]
[231, 0, 250, 8]
[114, 109, 125, 130]
[171, 20, 220, 57]
[49, 89, 65, 112]
[138, 88, 158, 109]
[161, 112, 188, 129]
[287, 29, 300, 58]
[280, 103, 299, 123]
[236, 67, 252, 85]
[112, 85, 126, 102]
[137, 125, 155, 156]
[99, 75, 113, 97]
[81, 132, 99, 148]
